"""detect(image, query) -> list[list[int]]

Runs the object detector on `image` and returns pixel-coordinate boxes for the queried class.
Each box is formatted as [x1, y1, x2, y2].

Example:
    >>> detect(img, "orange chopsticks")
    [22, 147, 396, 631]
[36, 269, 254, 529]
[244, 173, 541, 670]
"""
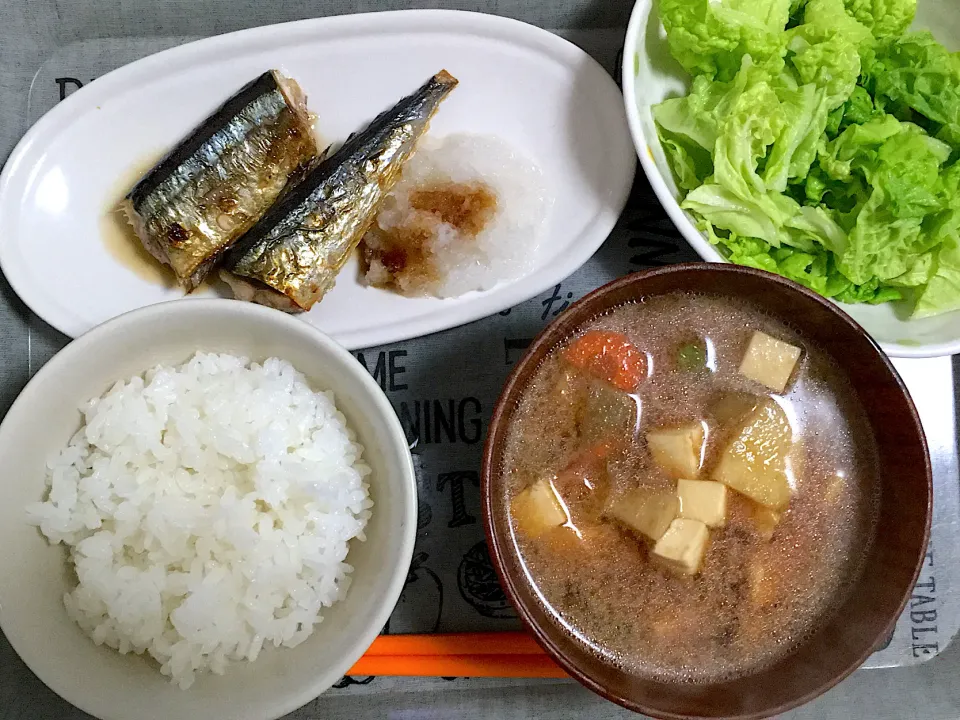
[346, 632, 570, 678]
[361, 631, 545, 657]
[347, 653, 568, 678]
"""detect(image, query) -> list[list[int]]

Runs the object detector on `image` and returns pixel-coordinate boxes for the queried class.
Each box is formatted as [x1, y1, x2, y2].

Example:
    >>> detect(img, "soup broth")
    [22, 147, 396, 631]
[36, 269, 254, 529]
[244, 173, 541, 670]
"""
[502, 293, 880, 683]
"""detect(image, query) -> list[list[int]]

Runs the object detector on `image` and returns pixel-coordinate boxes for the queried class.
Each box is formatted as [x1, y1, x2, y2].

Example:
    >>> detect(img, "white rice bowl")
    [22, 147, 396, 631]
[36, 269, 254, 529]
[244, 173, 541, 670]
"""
[362, 132, 553, 297]
[25, 351, 373, 690]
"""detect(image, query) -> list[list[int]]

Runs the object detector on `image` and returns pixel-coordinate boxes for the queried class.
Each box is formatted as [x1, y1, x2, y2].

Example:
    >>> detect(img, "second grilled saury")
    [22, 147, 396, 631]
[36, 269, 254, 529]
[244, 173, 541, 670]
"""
[220, 70, 459, 312]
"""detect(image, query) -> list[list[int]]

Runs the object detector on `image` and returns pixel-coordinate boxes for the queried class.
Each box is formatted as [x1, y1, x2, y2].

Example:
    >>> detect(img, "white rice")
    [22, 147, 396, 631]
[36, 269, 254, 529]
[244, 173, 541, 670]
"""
[362, 133, 552, 297]
[26, 352, 372, 689]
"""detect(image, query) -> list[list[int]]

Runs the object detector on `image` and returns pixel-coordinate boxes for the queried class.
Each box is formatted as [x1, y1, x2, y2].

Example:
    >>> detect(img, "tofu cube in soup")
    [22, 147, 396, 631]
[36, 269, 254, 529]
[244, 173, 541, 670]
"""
[653, 519, 710, 575]
[647, 423, 705, 479]
[739, 331, 802, 393]
[608, 488, 679, 542]
[712, 400, 793, 510]
[677, 479, 728, 528]
[512, 478, 569, 537]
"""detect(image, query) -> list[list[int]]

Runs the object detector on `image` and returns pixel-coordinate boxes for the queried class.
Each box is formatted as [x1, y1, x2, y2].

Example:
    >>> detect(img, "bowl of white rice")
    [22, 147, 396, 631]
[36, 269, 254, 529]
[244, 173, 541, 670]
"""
[0, 299, 416, 720]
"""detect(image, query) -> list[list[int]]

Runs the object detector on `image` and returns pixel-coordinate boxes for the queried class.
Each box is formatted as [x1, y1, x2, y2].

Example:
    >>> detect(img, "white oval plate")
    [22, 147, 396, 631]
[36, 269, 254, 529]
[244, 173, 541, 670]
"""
[622, 0, 960, 358]
[0, 10, 635, 348]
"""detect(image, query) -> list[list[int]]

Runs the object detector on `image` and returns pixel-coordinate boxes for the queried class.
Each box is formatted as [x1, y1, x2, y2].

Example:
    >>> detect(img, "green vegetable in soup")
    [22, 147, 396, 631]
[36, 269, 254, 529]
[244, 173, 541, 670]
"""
[676, 338, 709, 372]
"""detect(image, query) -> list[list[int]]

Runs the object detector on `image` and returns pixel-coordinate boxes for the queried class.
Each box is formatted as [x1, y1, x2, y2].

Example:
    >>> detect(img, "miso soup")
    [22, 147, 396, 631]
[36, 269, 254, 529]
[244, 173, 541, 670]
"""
[501, 293, 880, 683]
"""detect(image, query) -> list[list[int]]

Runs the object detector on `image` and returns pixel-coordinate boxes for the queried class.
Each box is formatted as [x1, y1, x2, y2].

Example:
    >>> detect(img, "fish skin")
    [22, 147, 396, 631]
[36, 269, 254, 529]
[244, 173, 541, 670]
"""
[121, 70, 317, 290]
[220, 70, 459, 312]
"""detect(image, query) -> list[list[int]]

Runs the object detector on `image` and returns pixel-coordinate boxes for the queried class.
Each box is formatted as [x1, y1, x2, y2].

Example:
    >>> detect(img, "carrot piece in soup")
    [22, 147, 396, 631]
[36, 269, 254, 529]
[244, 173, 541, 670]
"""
[559, 442, 612, 484]
[563, 330, 646, 392]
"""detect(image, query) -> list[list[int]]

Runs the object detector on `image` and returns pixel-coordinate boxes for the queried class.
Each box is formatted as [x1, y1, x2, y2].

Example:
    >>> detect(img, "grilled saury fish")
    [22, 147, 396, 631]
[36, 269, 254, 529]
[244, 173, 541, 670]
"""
[122, 70, 317, 290]
[220, 70, 459, 312]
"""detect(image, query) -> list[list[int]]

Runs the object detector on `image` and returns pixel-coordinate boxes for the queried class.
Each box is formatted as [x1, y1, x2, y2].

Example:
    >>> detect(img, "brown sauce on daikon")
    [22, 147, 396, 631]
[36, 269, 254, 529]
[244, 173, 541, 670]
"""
[502, 293, 880, 683]
[360, 181, 498, 289]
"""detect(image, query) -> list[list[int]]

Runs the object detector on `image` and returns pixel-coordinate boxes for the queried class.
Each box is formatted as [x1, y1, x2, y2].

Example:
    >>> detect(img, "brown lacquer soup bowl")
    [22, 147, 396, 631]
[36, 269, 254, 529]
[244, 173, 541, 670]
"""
[481, 264, 931, 719]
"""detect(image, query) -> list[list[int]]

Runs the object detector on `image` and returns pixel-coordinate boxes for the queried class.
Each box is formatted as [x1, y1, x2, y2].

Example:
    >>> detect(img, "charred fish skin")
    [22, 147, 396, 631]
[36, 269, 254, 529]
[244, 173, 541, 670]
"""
[121, 70, 317, 291]
[221, 70, 459, 312]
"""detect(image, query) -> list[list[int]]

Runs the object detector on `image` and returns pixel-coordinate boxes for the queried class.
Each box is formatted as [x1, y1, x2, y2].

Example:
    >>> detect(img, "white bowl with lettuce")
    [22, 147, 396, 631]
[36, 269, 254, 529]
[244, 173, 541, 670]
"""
[623, 0, 960, 358]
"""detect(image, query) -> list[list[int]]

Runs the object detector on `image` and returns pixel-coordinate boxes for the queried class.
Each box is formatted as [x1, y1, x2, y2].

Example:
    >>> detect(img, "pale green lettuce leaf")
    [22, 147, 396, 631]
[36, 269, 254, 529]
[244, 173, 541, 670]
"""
[871, 126, 952, 217]
[787, 205, 849, 253]
[835, 279, 903, 303]
[839, 188, 928, 282]
[843, 0, 916, 39]
[712, 232, 780, 272]
[837, 86, 885, 131]
[684, 182, 844, 253]
[683, 183, 793, 246]
[661, 137, 711, 192]
[660, 0, 792, 81]
[914, 210, 960, 317]
[711, 63, 787, 200]
[863, 32, 960, 148]
[787, 0, 873, 109]
[888, 251, 935, 286]
[818, 114, 902, 181]
[836, 125, 951, 282]
[763, 83, 831, 190]
[712, 231, 900, 301]
[653, 75, 734, 152]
